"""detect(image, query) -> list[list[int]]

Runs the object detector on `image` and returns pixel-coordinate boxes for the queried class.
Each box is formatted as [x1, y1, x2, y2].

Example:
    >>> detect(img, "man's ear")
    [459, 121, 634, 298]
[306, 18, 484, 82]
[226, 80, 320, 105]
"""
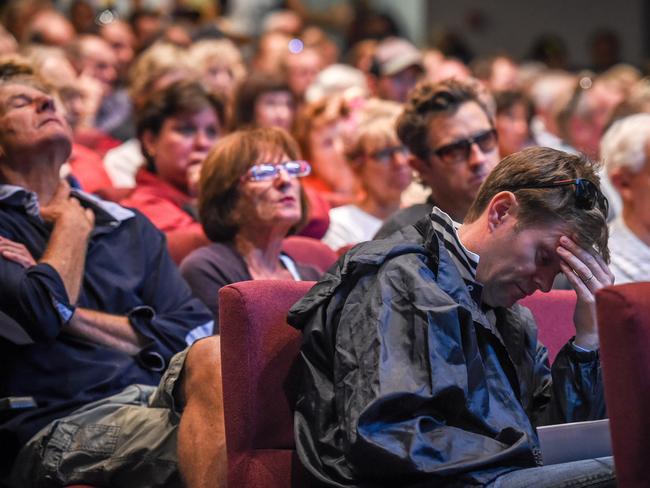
[609, 167, 633, 201]
[486, 191, 518, 232]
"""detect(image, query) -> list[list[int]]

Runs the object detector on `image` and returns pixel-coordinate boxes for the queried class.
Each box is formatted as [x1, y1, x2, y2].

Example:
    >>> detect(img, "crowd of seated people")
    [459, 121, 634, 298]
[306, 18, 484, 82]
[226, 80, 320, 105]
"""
[1, 0, 650, 485]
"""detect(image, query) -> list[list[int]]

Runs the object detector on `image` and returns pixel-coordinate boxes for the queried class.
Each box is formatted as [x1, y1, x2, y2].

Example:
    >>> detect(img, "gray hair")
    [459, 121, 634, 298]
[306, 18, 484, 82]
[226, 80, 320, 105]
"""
[600, 113, 650, 175]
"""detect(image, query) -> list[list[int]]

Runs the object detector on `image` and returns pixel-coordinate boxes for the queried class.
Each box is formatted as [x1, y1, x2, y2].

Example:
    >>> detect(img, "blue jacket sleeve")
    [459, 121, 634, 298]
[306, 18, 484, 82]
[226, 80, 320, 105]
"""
[537, 341, 605, 424]
[0, 256, 74, 341]
[124, 216, 214, 369]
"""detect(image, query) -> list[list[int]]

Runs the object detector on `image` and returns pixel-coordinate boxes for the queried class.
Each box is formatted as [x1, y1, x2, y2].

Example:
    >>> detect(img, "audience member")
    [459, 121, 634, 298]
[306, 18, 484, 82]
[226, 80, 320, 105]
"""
[347, 38, 378, 75]
[0, 24, 18, 54]
[599, 63, 642, 99]
[262, 9, 303, 36]
[556, 74, 623, 160]
[304, 63, 368, 104]
[0, 63, 224, 487]
[251, 30, 292, 75]
[283, 46, 325, 104]
[472, 54, 520, 92]
[555, 74, 625, 219]
[22, 8, 75, 47]
[69, 0, 96, 35]
[375, 79, 500, 238]
[129, 9, 165, 51]
[120, 80, 224, 238]
[426, 56, 472, 84]
[369, 36, 424, 103]
[301, 25, 340, 67]
[180, 127, 321, 321]
[494, 90, 535, 156]
[322, 100, 411, 250]
[189, 38, 247, 103]
[11, 51, 114, 195]
[600, 113, 650, 283]
[99, 19, 137, 86]
[289, 147, 614, 487]
[294, 95, 360, 208]
[103, 42, 195, 189]
[527, 69, 576, 149]
[21, 46, 103, 135]
[231, 72, 295, 131]
[67, 34, 133, 141]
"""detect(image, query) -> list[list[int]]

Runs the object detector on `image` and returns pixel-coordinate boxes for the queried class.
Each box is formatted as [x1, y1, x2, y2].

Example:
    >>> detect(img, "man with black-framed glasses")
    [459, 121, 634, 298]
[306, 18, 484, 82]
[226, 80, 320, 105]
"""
[375, 78, 500, 238]
[291, 146, 616, 486]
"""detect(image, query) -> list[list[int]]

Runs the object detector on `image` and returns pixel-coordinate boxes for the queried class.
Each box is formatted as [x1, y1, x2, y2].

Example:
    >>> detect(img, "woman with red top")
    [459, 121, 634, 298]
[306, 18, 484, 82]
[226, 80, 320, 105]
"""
[120, 80, 225, 252]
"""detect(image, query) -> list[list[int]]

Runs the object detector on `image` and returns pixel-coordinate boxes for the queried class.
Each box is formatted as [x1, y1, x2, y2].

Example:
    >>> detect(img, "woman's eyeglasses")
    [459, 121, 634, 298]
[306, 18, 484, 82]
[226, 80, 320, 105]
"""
[429, 129, 498, 164]
[502, 178, 609, 216]
[367, 145, 410, 164]
[244, 160, 311, 182]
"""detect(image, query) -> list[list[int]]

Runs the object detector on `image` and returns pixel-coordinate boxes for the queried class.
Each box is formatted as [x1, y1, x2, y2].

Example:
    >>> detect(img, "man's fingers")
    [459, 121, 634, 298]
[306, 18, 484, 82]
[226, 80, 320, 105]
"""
[558, 236, 611, 284]
[560, 260, 593, 301]
[0, 238, 34, 259]
[1, 250, 35, 268]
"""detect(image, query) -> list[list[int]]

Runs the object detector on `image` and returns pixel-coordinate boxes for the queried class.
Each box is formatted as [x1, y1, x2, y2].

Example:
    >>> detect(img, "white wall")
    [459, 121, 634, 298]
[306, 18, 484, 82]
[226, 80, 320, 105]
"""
[423, 0, 644, 66]
[370, 0, 644, 67]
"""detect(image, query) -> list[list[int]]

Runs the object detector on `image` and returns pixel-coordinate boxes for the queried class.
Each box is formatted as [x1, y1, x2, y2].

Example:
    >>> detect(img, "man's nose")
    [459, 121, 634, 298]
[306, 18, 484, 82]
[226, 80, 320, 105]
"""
[36, 95, 55, 113]
[467, 141, 486, 169]
[534, 270, 556, 293]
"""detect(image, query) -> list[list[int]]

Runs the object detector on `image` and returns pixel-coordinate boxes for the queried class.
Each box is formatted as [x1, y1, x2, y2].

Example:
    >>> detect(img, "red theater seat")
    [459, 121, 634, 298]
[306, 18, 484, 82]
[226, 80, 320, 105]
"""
[281, 236, 338, 274]
[219, 280, 316, 488]
[218, 282, 578, 487]
[597, 282, 650, 488]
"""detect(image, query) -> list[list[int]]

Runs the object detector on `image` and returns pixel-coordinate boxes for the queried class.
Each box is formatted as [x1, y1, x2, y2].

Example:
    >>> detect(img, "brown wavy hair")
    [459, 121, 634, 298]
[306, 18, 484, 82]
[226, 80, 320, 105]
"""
[199, 127, 308, 242]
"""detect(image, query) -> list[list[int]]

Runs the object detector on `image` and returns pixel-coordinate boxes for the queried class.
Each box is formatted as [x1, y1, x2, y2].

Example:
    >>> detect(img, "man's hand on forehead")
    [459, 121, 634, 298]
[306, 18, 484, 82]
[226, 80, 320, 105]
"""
[556, 235, 614, 350]
[556, 236, 612, 294]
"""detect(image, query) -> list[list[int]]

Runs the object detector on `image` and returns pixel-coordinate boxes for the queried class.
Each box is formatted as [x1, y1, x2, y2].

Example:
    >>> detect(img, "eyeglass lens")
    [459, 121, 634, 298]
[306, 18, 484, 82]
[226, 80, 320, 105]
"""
[247, 160, 311, 181]
[434, 129, 497, 163]
[371, 146, 409, 163]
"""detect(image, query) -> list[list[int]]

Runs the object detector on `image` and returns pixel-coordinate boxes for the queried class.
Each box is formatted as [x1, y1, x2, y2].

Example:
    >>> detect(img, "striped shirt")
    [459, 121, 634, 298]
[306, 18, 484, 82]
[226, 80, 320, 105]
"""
[429, 207, 483, 304]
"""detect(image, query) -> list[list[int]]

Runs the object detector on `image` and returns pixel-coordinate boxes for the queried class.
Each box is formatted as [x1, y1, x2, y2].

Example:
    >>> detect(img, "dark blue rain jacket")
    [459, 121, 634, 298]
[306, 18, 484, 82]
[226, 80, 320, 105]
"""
[288, 216, 605, 487]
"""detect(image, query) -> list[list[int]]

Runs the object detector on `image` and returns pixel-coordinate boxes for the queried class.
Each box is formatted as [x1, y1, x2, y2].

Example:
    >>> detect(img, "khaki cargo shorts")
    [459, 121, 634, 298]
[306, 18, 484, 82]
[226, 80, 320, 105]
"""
[10, 348, 189, 488]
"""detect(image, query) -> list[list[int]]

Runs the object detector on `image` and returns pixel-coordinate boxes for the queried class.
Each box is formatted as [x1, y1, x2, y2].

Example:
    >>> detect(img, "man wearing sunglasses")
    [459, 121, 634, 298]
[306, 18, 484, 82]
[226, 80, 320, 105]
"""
[375, 78, 500, 238]
[290, 146, 615, 486]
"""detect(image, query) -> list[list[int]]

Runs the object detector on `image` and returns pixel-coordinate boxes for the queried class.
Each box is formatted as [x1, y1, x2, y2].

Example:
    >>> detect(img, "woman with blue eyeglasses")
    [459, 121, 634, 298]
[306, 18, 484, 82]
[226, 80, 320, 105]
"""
[180, 127, 322, 325]
[322, 101, 413, 251]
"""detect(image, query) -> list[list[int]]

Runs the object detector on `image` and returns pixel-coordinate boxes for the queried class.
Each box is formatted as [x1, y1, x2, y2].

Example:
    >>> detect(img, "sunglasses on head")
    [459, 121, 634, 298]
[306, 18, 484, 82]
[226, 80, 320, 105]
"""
[429, 129, 498, 164]
[244, 160, 311, 182]
[502, 178, 609, 216]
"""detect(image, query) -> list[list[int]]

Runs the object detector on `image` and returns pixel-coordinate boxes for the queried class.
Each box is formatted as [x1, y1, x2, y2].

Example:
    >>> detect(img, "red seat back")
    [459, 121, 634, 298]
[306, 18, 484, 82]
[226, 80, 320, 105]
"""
[597, 282, 650, 488]
[219, 283, 577, 487]
[219, 280, 316, 488]
[281, 236, 338, 274]
[521, 290, 576, 363]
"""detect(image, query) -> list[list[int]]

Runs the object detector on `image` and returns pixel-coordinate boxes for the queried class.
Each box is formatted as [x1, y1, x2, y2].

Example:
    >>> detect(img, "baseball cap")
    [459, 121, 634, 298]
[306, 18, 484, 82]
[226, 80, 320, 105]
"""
[372, 37, 424, 77]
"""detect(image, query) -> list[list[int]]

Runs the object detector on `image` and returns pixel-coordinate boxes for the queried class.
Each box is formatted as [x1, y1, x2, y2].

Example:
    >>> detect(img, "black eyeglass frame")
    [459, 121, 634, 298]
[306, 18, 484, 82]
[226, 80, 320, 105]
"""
[428, 128, 498, 164]
[501, 178, 609, 216]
